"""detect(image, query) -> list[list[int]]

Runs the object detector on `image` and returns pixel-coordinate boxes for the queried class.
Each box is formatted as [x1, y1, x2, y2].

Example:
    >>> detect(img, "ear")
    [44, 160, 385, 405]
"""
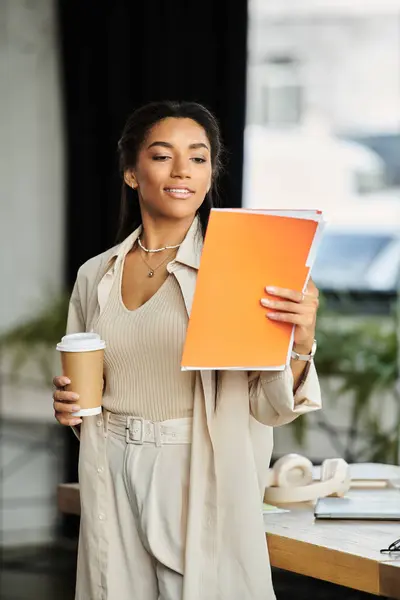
[124, 169, 138, 189]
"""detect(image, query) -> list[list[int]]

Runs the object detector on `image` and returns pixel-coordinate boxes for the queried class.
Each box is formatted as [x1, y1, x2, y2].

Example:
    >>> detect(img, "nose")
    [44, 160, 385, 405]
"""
[170, 156, 191, 179]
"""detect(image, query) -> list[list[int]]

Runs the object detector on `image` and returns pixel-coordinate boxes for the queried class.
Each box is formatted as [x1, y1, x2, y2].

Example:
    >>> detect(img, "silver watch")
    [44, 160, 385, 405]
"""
[291, 339, 317, 362]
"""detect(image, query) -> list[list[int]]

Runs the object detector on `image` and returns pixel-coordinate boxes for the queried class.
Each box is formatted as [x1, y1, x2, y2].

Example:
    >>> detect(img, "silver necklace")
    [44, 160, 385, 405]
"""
[137, 236, 181, 254]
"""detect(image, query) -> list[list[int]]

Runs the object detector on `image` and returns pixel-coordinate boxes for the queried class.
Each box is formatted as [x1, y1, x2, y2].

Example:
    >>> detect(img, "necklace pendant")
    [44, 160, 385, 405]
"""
[148, 270, 154, 278]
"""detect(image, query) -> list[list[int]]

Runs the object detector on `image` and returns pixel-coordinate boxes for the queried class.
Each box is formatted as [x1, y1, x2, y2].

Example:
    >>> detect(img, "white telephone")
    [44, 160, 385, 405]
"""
[264, 453, 351, 504]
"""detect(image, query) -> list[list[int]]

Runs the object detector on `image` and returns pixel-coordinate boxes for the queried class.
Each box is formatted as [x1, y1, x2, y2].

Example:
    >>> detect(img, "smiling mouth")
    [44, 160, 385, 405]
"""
[164, 187, 195, 195]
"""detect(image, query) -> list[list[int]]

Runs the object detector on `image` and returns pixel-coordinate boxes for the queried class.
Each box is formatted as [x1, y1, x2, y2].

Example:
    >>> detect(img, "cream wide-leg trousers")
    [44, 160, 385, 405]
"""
[99, 412, 192, 600]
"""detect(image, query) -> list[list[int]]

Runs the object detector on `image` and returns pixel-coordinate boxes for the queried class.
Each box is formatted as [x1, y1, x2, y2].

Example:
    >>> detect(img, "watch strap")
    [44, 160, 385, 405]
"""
[291, 339, 317, 362]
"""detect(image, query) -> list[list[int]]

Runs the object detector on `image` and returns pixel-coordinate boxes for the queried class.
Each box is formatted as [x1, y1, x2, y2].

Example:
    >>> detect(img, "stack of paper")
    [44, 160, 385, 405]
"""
[181, 208, 325, 371]
[262, 503, 290, 515]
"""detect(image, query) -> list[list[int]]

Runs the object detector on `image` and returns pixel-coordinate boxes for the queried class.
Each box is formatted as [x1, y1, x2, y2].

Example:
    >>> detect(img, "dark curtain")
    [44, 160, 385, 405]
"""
[57, 0, 248, 288]
[56, 0, 248, 535]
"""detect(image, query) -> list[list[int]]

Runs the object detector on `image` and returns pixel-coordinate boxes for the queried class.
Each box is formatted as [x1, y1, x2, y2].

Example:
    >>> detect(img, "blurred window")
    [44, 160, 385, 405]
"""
[262, 56, 302, 126]
[313, 232, 399, 291]
[245, 3, 400, 301]
[354, 169, 386, 195]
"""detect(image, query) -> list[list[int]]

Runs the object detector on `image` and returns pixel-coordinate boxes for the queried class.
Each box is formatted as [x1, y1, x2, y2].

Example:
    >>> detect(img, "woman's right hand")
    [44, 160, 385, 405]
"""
[52, 376, 82, 426]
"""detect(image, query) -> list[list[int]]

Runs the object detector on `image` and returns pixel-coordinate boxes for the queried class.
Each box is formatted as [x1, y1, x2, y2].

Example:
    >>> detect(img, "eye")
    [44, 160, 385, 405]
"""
[152, 155, 171, 161]
[191, 157, 207, 164]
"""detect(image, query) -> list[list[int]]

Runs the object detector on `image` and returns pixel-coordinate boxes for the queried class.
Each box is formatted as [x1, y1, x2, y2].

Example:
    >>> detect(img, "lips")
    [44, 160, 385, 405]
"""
[164, 187, 195, 194]
[163, 186, 195, 200]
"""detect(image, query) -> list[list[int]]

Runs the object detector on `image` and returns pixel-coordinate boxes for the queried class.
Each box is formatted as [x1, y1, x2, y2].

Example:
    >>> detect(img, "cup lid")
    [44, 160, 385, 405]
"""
[56, 332, 106, 352]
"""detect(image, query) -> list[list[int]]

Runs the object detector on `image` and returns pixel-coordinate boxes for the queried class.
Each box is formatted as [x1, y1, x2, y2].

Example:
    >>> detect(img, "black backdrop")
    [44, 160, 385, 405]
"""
[57, 0, 248, 288]
[56, 0, 248, 535]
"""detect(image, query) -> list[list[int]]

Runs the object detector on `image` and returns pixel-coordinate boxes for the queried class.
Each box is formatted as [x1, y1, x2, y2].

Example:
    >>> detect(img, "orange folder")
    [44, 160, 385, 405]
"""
[181, 209, 325, 370]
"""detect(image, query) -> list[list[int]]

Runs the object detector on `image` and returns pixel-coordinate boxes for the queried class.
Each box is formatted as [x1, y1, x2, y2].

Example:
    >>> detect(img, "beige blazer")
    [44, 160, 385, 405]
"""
[67, 217, 321, 600]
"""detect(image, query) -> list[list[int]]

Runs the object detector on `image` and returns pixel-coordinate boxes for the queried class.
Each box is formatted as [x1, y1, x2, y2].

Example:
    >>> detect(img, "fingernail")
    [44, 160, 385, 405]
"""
[71, 406, 81, 412]
[260, 299, 271, 307]
[267, 312, 278, 319]
[71, 393, 80, 400]
[71, 419, 82, 426]
[266, 286, 277, 293]
[63, 378, 71, 384]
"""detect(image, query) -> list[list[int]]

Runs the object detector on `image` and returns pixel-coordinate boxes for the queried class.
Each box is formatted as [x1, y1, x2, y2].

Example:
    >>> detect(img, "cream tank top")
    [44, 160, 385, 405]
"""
[95, 258, 196, 420]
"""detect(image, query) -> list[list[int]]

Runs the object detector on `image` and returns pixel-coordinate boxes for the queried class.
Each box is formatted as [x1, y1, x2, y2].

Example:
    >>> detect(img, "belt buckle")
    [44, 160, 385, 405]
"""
[126, 417, 145, 444]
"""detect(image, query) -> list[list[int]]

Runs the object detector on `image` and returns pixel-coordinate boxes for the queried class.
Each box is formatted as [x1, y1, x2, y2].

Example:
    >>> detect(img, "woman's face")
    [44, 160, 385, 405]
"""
[126, 117, 213, 221]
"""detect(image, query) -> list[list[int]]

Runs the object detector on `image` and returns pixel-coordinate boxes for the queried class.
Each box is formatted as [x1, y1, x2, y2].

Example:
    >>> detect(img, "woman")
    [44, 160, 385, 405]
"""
[53, 101, 321, 600]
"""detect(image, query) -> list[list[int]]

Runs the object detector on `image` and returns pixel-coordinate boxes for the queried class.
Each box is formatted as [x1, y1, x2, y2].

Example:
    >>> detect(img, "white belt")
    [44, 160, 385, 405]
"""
[107, 413, 192, 446]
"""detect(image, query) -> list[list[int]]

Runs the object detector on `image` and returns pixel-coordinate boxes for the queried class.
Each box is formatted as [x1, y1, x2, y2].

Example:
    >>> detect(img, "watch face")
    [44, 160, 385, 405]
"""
[292, 340, 316, 361]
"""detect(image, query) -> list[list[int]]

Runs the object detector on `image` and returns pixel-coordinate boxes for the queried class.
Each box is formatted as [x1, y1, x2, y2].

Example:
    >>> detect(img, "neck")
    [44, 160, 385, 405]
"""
[140, 213, 195, 251]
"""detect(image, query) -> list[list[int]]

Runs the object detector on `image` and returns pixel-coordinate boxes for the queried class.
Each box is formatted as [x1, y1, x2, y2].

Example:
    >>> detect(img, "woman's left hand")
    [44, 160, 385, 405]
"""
[260, 279, 319, 350]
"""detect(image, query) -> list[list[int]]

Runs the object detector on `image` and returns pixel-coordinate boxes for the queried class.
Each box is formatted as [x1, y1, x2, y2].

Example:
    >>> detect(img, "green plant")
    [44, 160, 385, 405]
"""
[292, 295, 399, 464]
[0, 293, 70, 383]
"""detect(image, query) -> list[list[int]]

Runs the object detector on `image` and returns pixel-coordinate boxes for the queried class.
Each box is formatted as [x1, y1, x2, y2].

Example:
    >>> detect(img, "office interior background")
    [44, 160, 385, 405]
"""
[1, 0, 399, 598]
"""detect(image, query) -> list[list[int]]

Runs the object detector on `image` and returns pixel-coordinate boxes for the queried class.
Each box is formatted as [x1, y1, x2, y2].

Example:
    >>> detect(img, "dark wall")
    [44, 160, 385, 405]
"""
[57, 1, 248, 288]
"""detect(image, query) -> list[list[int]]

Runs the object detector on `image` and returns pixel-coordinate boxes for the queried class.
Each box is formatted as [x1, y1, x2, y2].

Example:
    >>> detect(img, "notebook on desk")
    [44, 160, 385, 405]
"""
[315, 493, 400, 520]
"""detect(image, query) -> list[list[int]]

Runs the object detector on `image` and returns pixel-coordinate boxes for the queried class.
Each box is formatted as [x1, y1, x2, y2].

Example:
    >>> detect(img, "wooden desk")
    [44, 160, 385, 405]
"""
[58, 479, 400, 598]
[264, 491, 400, 598]
[58, 482, 80, 517]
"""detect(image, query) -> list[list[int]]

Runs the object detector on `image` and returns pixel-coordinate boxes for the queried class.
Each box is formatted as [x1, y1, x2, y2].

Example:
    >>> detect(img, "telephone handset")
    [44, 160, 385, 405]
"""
[264, 453, 351, 504]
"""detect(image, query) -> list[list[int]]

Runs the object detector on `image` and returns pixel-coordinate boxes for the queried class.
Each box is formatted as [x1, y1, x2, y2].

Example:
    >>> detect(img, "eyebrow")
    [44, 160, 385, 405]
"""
[147, 141, 210, 151]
